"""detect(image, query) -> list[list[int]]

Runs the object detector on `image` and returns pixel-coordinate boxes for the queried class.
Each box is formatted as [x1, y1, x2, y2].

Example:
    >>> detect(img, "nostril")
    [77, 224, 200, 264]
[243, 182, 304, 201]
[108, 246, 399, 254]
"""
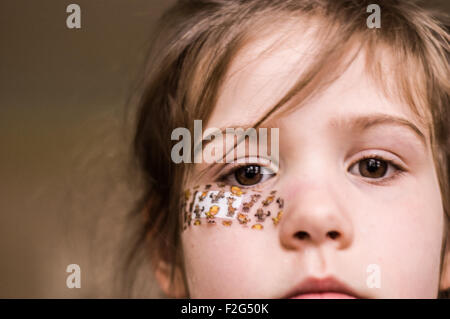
[295, 231, 310, 240]
[327, 230, 340, 240]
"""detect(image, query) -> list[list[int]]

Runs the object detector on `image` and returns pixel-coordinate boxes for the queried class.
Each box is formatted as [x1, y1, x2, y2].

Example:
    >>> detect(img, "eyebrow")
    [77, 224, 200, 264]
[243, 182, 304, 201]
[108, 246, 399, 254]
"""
[332, 114, 427, 146]
[196, 124, 261, 158]
[196, 114, 426, 166]
[199, 114, 426, 151]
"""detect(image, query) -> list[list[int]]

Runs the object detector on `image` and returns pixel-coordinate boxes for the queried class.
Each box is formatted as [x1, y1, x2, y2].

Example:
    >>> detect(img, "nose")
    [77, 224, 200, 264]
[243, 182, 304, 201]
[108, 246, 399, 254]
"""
[279, 179, 354, 250]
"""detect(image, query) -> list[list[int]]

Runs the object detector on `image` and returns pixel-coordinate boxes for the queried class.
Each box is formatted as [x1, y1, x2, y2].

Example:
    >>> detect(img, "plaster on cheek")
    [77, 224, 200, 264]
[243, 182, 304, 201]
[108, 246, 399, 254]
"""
[182, 184, 285, 231]
[192, 189, 243, 223]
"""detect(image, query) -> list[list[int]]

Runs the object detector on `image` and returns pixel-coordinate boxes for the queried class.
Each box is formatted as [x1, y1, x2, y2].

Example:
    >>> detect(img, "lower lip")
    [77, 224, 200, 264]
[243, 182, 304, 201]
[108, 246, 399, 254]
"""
[290, 292, 357, 299]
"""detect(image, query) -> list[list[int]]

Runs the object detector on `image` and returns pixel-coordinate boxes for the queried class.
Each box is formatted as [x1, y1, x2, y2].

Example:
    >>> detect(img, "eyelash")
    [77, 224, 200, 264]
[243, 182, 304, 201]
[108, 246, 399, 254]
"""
[215, 154, 407, 187]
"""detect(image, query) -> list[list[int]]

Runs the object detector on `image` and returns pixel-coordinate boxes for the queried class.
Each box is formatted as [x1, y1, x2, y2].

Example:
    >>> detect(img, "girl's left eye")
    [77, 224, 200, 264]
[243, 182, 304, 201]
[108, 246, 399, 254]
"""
[348, 156, 402, 181]
[224, 164, 275, 186]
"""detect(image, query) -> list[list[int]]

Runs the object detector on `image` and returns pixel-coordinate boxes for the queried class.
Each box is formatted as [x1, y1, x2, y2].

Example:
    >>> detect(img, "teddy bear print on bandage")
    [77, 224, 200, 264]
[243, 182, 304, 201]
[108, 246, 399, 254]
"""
[182, 184, 285, 229]
[190, 190, 243, 222]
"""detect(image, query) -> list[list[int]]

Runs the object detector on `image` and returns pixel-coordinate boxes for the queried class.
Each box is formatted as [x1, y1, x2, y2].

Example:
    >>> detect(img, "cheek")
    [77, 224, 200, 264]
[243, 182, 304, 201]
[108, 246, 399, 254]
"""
[356, 175, 444, 297]
[180, 184, 285, 297]
[182, 228, 278, 298]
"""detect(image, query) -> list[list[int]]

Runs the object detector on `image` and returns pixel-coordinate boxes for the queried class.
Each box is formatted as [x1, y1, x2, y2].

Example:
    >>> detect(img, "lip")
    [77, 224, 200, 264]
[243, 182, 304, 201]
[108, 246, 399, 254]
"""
[282, 276, 363, 299]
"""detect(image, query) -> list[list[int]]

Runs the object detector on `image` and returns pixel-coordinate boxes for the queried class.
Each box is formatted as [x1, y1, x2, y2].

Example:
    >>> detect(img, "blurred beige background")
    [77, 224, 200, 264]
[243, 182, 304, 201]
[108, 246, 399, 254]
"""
[0, 0, 449, 298]
[0, 0, 176, 298]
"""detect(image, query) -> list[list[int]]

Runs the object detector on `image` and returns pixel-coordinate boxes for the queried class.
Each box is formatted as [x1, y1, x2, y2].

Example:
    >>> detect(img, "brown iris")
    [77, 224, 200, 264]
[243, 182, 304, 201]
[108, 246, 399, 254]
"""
[359, 158, 388, 178]
[234, 165, 263, 185]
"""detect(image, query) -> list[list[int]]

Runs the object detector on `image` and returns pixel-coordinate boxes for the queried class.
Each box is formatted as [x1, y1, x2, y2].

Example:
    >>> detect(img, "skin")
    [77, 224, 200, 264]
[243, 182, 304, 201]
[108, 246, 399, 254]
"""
[159, 23, 448, 298]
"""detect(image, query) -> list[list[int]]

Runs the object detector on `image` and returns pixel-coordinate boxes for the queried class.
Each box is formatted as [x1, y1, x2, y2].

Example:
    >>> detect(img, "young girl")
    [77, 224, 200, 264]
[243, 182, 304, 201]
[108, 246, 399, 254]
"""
[127, 0, 450, 298]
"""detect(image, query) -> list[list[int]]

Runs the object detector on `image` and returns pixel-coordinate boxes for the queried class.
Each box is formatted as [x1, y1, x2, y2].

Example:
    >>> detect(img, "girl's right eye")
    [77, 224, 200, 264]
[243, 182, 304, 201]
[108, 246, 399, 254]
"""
[223, 164, 276, 186]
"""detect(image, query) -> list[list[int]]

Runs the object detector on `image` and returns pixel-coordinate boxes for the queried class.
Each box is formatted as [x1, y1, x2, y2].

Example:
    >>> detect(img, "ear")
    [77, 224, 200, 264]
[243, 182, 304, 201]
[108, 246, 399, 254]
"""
[440, 233, 450, 290]
[154, 259, 188, 298]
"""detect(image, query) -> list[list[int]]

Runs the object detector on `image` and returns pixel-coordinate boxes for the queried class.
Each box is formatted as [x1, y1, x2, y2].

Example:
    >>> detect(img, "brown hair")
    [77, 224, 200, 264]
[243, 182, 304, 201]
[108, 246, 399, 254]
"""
[126, 0, 450, 297]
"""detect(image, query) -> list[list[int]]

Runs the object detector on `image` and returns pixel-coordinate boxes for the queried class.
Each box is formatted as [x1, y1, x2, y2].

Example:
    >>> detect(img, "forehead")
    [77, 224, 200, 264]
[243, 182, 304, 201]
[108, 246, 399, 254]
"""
[207, 22, 428, 139]
[208, 22, 315, 128]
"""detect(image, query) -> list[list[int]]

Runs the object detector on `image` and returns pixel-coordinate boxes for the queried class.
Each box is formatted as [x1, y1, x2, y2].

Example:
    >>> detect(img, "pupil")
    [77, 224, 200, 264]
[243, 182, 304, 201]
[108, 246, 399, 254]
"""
[367, 159, 380, 172]
[360, 158, 387, 178]
[244, 165, 260, 178]
[235, 165, 262, 185]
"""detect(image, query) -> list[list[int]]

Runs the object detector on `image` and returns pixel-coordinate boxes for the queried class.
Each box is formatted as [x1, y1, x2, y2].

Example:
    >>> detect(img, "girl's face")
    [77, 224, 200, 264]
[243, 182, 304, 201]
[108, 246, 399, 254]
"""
[180, 28, 446, 298]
